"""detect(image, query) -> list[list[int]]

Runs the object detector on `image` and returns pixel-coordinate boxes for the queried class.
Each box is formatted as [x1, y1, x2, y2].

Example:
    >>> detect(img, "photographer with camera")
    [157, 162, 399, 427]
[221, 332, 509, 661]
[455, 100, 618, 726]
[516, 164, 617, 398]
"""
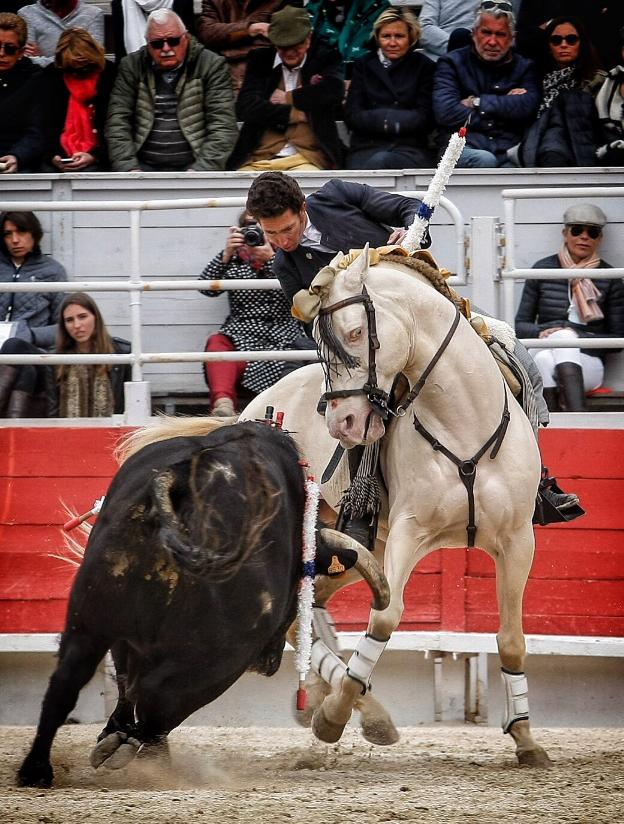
[199, 210, 305, 416]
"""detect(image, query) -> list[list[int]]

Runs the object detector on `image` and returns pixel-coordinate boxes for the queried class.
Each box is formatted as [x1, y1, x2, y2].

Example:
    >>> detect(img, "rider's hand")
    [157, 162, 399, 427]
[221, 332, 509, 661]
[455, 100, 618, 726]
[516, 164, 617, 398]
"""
[387, 228, 407, 245]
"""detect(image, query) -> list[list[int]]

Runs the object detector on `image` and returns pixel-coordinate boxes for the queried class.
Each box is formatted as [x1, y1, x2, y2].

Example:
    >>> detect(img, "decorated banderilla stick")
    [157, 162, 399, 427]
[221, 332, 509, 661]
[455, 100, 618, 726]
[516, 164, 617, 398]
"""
[63, 496, 105, 531]
[401, 125, 467, 254]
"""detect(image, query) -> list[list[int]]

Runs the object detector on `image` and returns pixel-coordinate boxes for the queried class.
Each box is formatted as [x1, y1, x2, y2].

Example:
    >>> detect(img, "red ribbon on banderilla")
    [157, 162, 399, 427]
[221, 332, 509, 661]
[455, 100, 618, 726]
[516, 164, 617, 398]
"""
[63, 496, 105, 531]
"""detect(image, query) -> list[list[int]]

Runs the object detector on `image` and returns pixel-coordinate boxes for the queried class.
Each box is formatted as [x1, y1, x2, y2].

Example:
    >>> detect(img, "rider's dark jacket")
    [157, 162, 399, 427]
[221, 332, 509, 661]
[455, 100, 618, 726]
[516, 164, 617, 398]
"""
[273, 179, 430, 307]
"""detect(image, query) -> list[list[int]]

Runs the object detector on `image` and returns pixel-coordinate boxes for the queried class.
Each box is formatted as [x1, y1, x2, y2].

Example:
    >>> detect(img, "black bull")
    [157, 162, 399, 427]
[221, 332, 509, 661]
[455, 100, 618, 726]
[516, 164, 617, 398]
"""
[18, 422, 388, 788]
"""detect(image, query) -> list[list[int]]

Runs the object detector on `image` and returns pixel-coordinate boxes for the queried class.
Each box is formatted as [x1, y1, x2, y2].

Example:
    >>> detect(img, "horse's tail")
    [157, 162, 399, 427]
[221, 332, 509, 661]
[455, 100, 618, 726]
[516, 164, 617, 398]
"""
[115, 415, 229, 464]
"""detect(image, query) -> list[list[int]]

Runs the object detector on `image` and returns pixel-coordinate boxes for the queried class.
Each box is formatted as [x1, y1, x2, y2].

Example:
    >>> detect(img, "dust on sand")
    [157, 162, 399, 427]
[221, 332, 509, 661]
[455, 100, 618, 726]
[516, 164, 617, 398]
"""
[2, 725, 623, 824]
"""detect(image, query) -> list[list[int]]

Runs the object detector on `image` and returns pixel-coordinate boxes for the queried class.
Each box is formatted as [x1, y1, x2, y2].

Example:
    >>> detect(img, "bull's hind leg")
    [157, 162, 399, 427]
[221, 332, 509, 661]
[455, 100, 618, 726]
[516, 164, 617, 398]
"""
[494, 531, 552, 768]
[18, 632, 110, 787]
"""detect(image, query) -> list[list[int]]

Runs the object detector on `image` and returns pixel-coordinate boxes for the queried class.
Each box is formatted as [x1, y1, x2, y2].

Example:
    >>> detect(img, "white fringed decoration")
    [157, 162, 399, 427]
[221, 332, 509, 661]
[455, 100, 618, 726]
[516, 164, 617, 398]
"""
[295, 475, 319, 710]
[402, 127, 467, 254]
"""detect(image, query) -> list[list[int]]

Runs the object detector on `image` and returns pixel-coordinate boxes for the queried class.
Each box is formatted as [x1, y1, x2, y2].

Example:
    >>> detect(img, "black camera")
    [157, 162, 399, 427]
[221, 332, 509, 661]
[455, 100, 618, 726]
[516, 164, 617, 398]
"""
[241, 224, 265, 247]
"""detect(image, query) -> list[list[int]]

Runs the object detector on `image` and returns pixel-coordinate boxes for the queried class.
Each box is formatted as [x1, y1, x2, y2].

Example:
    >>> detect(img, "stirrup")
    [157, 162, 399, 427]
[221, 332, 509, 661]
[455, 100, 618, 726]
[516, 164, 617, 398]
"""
[533, 470, 585, 525]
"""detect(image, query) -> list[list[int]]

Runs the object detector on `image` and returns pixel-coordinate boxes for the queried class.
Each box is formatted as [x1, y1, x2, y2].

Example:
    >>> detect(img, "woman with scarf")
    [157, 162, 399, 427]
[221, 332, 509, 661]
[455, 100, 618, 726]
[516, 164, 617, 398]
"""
[199, 211, 305, 416]
[344, 7, 434, 169]
[41, 27, 116, 172]
[45, 292, 131, 417]
[515, 204, 624, 412]
[517, 16, 604, 167]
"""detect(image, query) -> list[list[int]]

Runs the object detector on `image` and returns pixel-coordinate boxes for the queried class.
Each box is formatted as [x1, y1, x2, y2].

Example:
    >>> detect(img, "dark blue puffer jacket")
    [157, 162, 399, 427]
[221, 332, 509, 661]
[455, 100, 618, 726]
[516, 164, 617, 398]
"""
[433, 45, 540, 159]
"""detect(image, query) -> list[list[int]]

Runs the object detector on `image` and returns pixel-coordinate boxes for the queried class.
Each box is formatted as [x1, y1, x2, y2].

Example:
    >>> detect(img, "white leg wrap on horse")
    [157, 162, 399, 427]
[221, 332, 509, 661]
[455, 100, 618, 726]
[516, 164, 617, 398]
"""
[346, 634, 388, 693]
[500, 669, 530, 733]
[313, 606, 341, 656]
[311, 638, 347, 688]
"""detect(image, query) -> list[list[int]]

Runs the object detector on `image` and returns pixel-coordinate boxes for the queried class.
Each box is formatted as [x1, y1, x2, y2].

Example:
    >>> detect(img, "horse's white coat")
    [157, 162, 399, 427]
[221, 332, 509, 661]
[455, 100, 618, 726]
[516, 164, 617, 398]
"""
[240, 255, 551, 766]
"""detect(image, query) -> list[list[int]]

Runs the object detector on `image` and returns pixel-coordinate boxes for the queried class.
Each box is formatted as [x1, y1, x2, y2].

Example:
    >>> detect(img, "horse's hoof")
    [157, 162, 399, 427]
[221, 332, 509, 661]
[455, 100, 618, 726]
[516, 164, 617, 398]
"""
[360, 717, 400, 746]
[311, 705, 346, 744]
[17, 757, 53, 788]
[102, 739, 140, 770]
[90, 732, 124, 768]
[517, 745, 553, 768]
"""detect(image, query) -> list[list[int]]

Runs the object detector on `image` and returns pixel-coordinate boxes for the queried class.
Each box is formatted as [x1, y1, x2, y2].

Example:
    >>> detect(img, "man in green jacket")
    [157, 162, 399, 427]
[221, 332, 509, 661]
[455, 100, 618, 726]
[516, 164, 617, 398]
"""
[106, 8, 237, 171]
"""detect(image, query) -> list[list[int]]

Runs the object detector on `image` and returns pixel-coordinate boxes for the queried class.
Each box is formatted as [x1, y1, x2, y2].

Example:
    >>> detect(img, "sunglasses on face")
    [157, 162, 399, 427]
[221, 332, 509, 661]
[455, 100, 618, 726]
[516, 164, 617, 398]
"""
[479, 1, 513, 12]
[148, 35, 184, 50]
[0, 42, 20, 55]
[549, 34, 580, 46]
[568, 224, 602, 239]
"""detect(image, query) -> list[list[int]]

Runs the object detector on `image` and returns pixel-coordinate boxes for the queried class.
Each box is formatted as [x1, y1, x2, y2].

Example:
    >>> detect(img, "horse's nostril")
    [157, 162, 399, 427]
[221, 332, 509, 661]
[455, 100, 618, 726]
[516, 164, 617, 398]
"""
[344, 414, 354, 432]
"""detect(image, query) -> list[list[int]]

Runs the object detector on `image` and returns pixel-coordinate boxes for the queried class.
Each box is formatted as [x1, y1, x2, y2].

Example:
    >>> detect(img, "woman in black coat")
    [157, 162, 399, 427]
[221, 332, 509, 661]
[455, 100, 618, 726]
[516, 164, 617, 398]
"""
[0, 13, 44, 173]
[518, 16, 604, 167]
[41, 27, 116, 172]
[344, 7, 434, 169]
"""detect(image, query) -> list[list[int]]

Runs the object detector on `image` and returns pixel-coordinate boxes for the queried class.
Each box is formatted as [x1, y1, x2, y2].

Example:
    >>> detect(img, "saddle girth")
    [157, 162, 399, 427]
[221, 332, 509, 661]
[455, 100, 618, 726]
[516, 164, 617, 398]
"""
[411, 386, 510, 548]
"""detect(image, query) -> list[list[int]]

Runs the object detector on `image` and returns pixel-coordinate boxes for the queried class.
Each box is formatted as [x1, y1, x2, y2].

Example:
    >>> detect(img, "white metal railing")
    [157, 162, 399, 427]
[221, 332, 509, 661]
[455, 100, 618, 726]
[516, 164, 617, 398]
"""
[501, 187, 624, 324]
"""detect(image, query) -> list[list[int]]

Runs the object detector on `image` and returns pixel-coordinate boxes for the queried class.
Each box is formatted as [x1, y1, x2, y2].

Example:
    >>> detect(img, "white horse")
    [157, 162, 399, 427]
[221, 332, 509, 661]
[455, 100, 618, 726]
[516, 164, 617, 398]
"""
[238, 248, 551, 767]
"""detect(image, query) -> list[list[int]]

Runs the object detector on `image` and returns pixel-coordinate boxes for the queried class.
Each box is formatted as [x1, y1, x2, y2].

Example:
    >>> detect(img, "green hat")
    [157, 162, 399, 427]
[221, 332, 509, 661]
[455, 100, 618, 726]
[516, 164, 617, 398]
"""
[269, 6, 312, 48]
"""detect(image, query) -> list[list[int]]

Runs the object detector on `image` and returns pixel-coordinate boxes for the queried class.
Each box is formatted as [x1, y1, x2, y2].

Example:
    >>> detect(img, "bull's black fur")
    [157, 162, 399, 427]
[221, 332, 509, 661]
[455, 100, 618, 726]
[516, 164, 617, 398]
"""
[17, 422, 342, 788]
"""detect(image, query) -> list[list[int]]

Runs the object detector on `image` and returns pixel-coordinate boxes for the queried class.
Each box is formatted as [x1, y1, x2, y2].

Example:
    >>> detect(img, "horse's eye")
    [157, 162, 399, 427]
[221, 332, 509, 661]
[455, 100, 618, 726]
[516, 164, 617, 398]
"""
[348, 328, 362, 343]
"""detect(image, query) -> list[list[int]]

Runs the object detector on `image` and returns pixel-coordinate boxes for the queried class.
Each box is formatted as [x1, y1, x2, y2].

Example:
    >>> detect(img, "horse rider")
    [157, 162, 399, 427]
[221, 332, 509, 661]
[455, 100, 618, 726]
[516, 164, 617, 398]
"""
[245, 171, 581, 543]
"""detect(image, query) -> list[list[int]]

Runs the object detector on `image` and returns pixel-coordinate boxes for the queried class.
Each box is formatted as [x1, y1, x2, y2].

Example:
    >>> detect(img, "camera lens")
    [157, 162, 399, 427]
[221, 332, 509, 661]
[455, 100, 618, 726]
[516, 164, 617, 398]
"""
[241, 225, 264, 247]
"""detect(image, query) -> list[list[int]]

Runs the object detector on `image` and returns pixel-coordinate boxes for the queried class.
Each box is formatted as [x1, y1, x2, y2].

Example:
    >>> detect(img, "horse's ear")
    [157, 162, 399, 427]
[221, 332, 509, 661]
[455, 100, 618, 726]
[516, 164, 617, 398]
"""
[344, 243, 369, 290]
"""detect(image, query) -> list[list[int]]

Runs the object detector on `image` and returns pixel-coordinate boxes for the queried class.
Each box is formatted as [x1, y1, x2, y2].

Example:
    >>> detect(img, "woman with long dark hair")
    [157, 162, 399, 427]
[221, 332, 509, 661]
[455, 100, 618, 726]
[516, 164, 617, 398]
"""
[518, 16, 605, 167]
[46, 292, 131, 417]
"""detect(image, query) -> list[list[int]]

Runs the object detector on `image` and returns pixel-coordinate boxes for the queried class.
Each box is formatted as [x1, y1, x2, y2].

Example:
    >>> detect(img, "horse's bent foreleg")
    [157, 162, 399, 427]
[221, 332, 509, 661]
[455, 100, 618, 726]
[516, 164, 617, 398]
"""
[312, 518, 418, 745]
[495, 532, 552, 768]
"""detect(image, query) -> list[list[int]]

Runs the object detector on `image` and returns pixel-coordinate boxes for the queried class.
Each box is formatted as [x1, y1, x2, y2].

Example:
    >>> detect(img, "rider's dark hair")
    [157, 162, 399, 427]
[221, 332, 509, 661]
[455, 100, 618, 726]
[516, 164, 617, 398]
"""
[246, 172, 305, 219]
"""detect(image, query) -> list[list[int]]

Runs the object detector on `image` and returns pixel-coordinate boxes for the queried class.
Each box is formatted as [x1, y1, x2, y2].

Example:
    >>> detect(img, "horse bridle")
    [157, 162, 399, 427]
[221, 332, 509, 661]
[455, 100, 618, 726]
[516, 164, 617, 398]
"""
[318, 287, 511, 547]
[319, 286, 461, 420]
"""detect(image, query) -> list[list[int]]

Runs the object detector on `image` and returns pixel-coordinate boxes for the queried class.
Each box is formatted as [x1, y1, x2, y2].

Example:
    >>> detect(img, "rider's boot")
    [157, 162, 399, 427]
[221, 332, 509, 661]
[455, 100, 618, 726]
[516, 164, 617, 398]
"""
[555, 362, 586, 412]
[534, 466, 584, 524]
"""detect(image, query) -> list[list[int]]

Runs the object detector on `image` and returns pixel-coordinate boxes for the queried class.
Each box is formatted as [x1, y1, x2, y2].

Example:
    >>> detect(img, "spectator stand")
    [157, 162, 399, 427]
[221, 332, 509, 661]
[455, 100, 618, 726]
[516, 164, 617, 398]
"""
[0, 171, 623, 727]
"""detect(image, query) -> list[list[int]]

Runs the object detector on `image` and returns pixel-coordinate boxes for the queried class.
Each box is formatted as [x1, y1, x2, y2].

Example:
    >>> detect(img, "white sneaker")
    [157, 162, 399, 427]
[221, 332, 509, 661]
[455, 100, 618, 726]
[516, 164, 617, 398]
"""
[211, 397, 236, 417]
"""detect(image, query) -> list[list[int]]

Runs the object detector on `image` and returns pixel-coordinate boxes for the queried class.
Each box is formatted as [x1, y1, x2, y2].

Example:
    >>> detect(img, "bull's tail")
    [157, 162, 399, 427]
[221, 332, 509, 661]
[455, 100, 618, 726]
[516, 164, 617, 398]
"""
[149, 440, 283, 581]
[115, 415, 229, 465]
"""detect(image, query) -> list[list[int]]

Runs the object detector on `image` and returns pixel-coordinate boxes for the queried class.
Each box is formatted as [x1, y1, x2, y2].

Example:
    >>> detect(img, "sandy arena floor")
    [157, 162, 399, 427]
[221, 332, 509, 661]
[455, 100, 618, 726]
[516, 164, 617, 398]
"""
[1, 725, 623, 824]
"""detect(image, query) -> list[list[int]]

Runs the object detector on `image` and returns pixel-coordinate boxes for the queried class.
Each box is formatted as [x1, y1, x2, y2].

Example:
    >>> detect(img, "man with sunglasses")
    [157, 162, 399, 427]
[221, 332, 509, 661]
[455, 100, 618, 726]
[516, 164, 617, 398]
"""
[433, 0, 540, 168]
[106, 8, 237, 171]
[515, 204, 624, 412]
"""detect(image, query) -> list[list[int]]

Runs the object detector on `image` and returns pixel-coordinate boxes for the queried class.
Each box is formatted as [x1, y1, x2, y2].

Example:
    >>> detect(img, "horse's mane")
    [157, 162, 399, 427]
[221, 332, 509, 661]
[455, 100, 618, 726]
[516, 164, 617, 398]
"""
[115, 416, 227, 464]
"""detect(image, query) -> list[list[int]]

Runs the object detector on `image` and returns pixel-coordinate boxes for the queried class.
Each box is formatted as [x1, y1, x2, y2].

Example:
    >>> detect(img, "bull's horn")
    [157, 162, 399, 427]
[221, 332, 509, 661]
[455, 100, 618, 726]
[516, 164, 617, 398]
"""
[319, 528, 390, 611]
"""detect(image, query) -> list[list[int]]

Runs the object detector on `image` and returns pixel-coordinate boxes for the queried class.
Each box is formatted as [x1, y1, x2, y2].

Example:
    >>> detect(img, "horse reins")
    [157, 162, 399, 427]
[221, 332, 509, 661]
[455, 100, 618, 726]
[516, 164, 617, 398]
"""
[318, 289, 511, 547]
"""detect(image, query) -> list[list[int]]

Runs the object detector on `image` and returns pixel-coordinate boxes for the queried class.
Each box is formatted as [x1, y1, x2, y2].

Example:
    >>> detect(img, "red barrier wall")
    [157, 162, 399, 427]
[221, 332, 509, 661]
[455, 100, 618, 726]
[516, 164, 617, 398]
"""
[1, 427, 623, 636]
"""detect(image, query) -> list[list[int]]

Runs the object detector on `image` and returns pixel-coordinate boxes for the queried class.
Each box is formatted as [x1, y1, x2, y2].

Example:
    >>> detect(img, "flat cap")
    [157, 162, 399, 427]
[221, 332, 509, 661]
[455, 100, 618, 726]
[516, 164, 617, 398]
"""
[563, 204, 607, 227]
[269, 6, 311, 48]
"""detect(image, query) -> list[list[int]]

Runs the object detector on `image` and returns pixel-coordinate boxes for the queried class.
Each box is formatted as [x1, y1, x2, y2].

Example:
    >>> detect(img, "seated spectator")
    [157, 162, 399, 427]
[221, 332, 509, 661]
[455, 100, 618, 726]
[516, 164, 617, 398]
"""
[0, 210, 68, 415]
[196, 0, 287, 95]
[0, 210, 67, 349]
[307, 0, 389, 79]
[516, 16, 605, 167]
[199, 210, 305, 416]
[0, 12, 44, 173]
[106, 9, 237, 172]
[228, 5, 344, 171]
[433, 1, 540, 168]
[0, 292, 131, 418]
[18, 0, 104, 67]
[595, 29, 624, 166]
[111, 0, 195, 64]
[41, 27, 116, 172]
[45, 292, 131, 417]
[515, 204, 624, 412]
[344, 8, 434, 170]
